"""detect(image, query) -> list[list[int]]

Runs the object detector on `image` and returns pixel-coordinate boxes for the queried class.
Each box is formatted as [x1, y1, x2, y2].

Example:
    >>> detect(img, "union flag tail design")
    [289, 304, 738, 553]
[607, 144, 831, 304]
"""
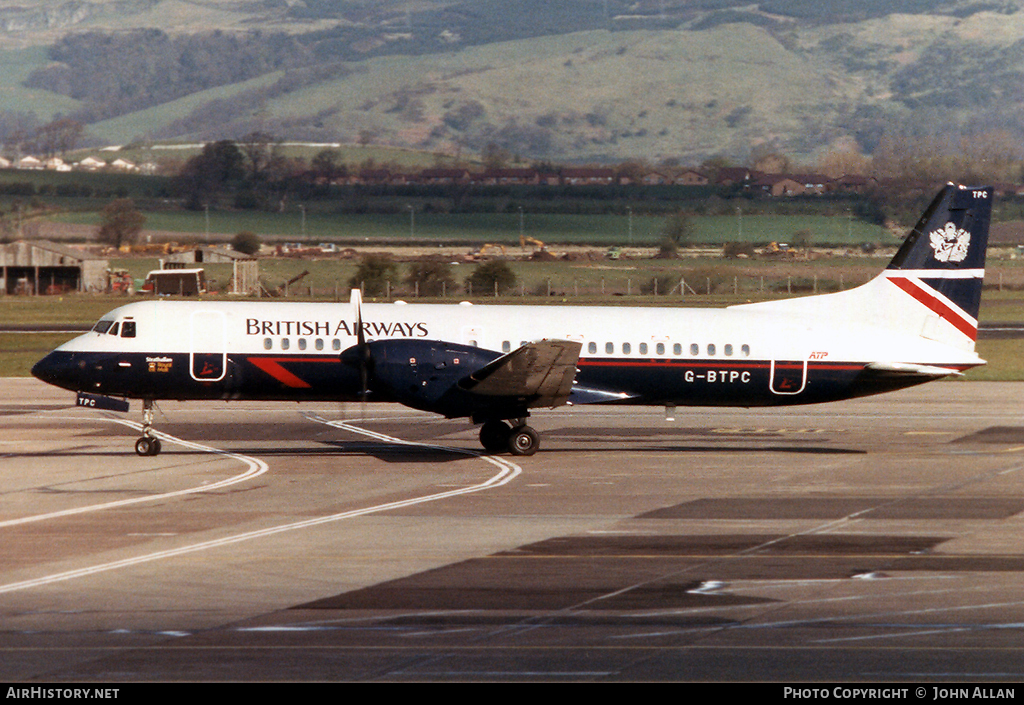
[732, 184, 992, 352]
[882, 184, 991, 342]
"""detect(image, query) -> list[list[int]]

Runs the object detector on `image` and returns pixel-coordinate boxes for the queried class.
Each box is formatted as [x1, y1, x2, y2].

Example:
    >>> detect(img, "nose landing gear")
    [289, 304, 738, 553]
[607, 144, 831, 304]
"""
[135, 399, 162, 456]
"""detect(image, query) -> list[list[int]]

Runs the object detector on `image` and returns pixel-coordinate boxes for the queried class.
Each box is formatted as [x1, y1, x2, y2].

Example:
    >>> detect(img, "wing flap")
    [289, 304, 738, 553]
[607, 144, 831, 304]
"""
[460, 339, 582, 407]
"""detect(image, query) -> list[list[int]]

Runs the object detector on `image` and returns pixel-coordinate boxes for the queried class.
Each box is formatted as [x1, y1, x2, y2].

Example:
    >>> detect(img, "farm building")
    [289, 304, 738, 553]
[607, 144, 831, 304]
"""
[162, 246, 258, 295]
[142, 269, 207, 296]
[0, 240, 108, 294]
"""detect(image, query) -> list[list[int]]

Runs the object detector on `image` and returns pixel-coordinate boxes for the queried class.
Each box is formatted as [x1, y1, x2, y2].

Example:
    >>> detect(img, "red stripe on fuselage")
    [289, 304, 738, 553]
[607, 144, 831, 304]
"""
[247, 357, 314, 388]
[886, 276, 977, 340]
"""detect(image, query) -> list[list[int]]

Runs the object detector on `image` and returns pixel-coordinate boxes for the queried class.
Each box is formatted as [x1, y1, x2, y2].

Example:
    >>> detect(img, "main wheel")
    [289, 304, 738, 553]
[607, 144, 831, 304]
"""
[508, 425, 540, 456]
[479, 420, 511, 453]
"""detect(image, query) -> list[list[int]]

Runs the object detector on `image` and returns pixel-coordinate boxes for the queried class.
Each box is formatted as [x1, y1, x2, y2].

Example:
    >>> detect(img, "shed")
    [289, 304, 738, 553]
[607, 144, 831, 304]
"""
[143, 269, 207, 296]
[163, 247, 258, 295]
[0, 240, 108, 294]
[164, 246, 255, 266]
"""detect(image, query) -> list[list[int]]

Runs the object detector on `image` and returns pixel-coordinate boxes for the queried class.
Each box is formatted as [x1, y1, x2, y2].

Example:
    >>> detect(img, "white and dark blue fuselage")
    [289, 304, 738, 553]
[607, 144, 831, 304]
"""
[32, 184, 994, 455]
[34, 298, 982, 406]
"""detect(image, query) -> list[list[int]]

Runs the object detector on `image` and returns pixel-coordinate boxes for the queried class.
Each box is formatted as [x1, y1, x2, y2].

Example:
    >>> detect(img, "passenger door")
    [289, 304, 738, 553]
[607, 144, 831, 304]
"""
[190, 310, 226, 382]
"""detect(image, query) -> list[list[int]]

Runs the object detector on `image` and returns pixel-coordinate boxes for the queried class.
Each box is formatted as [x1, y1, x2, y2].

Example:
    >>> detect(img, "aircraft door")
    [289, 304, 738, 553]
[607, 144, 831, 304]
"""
[769, 359, 807, 395]
[190, 310, 227, 382]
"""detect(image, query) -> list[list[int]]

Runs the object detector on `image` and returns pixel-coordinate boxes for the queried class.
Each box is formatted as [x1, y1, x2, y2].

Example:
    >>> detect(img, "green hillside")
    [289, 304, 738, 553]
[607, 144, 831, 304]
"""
[3, 1, 1024, 163]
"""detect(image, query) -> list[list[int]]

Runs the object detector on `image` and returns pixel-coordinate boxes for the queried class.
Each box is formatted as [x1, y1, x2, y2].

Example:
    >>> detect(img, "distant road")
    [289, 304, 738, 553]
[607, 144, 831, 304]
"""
[979, 323, 1024, 339]
[0, 324, 90, 333]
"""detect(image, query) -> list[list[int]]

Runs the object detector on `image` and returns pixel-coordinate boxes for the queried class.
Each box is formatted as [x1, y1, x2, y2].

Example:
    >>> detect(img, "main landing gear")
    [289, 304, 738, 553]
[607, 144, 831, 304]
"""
[134, 399, 162, 456]
[479, 419, 540, 456]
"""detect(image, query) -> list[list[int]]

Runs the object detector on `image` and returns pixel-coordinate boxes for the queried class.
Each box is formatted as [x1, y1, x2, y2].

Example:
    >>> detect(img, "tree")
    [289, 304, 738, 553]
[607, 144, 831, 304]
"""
[310, 148, 347, 183]
[96, 199, 145, 248]
[348, 254, 397, 297]
[658, 210, 694, 257]
[482, 142, 511, 170]
[34, 118, 83, 159]
[239, 131, 284, 181]
[406, 261, 456, 297]
[176, 140, 245, 209]
[465, 260, 516, 295]
[231, 231, 261, 255]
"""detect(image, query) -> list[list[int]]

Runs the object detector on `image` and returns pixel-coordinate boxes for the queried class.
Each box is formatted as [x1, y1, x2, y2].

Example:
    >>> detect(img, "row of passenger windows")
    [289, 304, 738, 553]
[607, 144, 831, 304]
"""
[261, 337, 751, 358]
[585, 341, 750, 357]
[499, 340, 751, 357]
[264, 337, 343, 351]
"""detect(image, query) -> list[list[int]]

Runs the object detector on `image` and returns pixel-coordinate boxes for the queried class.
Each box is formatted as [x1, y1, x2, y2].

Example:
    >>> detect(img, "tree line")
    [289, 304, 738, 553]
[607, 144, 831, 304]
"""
[25, 30, 313, 124]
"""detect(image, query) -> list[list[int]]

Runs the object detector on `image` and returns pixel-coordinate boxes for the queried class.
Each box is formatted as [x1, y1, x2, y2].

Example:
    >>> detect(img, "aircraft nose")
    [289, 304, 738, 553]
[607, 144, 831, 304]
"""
[32, 351, 82, 391]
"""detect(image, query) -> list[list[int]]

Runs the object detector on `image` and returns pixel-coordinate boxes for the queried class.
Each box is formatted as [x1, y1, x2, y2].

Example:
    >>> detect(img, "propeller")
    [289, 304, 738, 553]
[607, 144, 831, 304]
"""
[349, 288, 371, 400]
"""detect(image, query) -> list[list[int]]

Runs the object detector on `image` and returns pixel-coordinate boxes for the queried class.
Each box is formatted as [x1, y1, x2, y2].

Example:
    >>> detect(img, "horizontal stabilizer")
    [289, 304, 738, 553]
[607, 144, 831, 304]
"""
[865, 362, 964, 377]
[460, 339, 581, 408]
[567, 385, 637, 405]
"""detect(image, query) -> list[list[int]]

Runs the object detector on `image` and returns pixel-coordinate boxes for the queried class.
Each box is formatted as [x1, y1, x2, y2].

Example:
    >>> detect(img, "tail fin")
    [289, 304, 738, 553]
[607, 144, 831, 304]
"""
[732, 184, 992, 352]
[882, 184, 991, 339]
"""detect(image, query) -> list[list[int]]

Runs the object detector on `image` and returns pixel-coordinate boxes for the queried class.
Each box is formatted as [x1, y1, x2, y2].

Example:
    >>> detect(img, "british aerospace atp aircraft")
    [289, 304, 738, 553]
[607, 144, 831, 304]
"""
[33, 184, 992, 457]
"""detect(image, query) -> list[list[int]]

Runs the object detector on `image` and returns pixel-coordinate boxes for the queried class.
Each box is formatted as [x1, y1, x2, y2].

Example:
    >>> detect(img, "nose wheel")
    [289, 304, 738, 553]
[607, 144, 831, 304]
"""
[135, 436, 162, 456]
[135, 399, 162, 456]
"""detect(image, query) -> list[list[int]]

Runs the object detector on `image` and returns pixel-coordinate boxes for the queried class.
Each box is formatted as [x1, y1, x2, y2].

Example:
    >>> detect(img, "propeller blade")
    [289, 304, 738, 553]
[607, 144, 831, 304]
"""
[350, 288, 370, 397]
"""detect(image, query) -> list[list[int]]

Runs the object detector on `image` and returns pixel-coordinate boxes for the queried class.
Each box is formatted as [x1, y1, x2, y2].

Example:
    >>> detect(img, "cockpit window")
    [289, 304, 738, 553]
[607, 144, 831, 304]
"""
[121, 321, 136, 338]
[108, 322, 120, 336]
[92, 319, 114, 334]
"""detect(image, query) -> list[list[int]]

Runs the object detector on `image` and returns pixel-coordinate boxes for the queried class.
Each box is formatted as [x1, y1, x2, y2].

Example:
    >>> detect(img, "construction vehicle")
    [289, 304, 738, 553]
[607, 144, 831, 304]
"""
[759, 241, 797, 259]
[276, 270, 310, 296]
[470, 244, 507, 260]
[520, 235, 546, 250]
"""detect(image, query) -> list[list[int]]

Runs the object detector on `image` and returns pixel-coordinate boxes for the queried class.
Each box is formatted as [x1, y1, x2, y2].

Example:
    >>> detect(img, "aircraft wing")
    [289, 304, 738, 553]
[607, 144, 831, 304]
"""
[459, 339, 582, 408]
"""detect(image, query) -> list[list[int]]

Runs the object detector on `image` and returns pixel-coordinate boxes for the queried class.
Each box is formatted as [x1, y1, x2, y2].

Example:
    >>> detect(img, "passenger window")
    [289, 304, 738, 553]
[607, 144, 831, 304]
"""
[639, 342, 648, 355]
[708, 344, 716, 356]
[333, 339, 341, 351]
[264, 338, 273, 350]
[298, 339, 307, 351]
[673, 343, 681, 355]
[742, 344, 751, 357]
[725, 344, 734, 356]
[656, 343, 665, 355]
[121, 321, 136, 338]
[281, 338, 290, 350]
[502, 341, 511, 353]
[622, 342, 631, 355]
[690, 343, 699, 355]
[315, 338, 324, 351]
[605, 342, 614, 354]
[588, 342, 597, 354]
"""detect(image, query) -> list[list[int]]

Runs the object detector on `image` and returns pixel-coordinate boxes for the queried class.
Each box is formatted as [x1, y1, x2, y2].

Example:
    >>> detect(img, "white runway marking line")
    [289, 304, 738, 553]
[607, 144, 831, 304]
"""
[0, 417, 269, 529]
[0, 416, 521, 595]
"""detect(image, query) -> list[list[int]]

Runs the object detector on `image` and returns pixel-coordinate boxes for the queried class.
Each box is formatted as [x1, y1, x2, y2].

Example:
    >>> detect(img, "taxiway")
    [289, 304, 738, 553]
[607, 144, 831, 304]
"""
[2, 379, 1024, 681]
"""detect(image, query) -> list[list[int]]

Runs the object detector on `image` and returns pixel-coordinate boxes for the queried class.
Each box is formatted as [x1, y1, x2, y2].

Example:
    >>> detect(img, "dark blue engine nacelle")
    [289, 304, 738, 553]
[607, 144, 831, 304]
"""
[343, 339, 503, 417]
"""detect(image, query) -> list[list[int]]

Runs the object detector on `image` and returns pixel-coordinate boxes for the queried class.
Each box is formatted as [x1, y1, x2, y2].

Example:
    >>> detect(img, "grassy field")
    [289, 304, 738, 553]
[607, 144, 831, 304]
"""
[51, 209, 892, 247]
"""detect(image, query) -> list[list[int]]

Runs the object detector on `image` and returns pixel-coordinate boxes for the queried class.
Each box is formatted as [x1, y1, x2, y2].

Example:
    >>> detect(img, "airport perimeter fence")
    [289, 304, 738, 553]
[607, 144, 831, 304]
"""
[283, 273, 869, 301]
[275, 269, 1024, 301]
